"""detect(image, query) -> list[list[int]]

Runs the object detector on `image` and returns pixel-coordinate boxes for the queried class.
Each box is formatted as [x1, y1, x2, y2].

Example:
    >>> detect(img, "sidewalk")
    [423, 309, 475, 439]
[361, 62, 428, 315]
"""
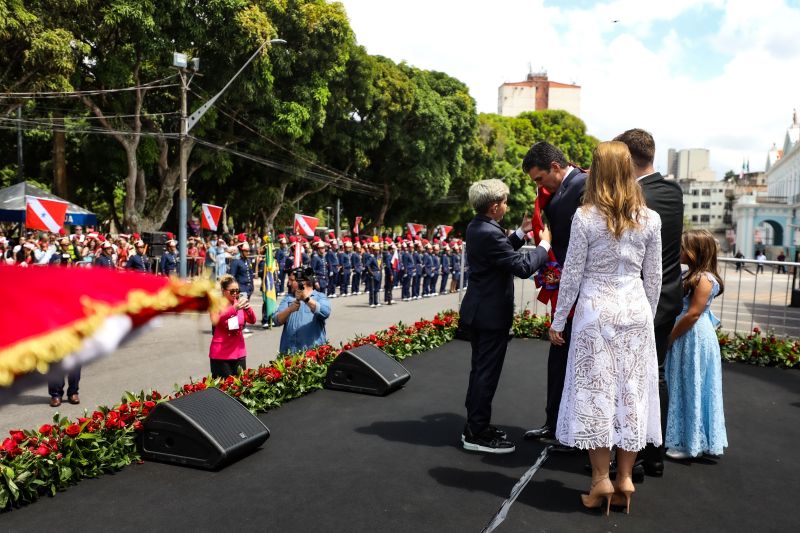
[2, 283, 542, 435]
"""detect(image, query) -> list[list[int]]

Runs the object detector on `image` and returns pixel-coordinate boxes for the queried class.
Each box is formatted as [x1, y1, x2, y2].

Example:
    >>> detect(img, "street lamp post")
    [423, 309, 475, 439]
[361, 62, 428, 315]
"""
[173, 38, 286, 277]
[325, 206, 332, 230]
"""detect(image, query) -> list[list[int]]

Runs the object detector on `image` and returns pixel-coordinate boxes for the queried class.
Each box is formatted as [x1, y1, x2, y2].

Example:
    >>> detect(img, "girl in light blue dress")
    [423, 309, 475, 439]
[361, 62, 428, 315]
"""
[665, 229, 728, 459]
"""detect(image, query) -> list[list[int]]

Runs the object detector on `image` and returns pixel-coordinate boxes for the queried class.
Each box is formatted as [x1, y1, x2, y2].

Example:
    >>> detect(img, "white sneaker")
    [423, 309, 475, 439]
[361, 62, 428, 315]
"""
[243, 328, 252, 334]
[370, 304, 376, 308]
[376, 303, 382, 307]
[666, 449, 692, 460]
[261, 323, 270, 330]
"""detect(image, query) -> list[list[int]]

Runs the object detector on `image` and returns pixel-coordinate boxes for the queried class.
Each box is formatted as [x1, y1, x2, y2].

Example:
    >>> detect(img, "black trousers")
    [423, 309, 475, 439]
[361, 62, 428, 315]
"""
[465, 327, 510, 435]
[210, 357, 246, 379]
[48, 366, 81, 398]
[544, 317, 573, 429]
[640, 321, 672, 466]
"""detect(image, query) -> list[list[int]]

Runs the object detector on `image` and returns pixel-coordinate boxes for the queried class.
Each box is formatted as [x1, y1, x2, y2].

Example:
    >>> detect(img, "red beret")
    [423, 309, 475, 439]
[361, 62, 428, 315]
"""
[289, 235, 298, 243]
[166, 232, 174, 239]
[313, 235, 321, 243]
[237, 233, 246, 242]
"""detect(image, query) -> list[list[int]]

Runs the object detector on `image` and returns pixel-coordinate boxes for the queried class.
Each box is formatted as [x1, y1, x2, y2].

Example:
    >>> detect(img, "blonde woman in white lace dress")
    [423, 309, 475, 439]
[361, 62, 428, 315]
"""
[548, 141, 663, 515]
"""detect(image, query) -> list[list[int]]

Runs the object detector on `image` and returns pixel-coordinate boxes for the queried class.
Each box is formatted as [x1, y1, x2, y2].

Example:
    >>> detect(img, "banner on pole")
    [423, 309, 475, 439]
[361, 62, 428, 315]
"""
[294, 214, 319, 237]
[25, 196, 68, 232]
[406, 223, 425, 237]
[200, 204, 223, 231]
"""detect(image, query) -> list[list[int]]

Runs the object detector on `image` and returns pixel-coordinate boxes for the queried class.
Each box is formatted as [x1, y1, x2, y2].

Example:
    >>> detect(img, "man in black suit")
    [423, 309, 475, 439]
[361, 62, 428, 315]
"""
[521, 142, 587, 451]
[460, 179, 552, 454]
[615, 128, 683, 476]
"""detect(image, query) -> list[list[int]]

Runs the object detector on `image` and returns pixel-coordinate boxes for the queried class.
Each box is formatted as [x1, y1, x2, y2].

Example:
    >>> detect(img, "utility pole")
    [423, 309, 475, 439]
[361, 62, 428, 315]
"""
[17, 107, 23, 182]
[172, 38, 285, 278]
[336, 197, 341, 239]
[178, 68, 189, 277]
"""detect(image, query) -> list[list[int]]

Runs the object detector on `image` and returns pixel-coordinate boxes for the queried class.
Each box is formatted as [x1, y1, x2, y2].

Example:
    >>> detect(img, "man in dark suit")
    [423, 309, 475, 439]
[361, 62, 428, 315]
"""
[521, 141, 587, 451]
[616, 128, 684, 476]
[460, 179, 552, 454]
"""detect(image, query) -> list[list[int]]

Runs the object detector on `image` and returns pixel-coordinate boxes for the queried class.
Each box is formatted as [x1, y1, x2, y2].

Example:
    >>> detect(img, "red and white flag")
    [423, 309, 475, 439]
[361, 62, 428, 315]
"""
[294, 214, 319, 237]
[407, 223, 425, 237]
[391, 250, 400, 271]
[352, 216, 362, 236]
[200, 203, 223, 231]
[25, 196, 68, 232]
[439, 225, 453, 239]
[293, 242, 303, 268]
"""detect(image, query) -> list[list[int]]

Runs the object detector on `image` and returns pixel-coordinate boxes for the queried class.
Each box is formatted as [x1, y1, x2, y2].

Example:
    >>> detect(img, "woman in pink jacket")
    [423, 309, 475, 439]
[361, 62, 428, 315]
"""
[209, 274, 256, 377]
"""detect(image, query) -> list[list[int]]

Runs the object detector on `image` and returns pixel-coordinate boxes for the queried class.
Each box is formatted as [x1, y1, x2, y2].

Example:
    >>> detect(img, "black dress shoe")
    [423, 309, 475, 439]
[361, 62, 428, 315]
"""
[462, 427, 515, 454]
[461, 424, 507, 442]
[523, 425, 555, 440]
[642, 461, 664, 477]
[549, 443, 578, 453]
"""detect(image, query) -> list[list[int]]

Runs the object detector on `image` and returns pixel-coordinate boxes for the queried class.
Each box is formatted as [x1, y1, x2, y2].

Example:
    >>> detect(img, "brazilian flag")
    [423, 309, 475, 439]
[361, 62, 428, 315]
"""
[262, 241, 278, 327]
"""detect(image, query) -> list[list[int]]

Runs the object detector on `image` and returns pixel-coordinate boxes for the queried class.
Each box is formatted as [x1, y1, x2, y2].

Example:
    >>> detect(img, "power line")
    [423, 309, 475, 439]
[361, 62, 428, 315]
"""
[189, 85, 378, 193]
[0, 75, 179, 99]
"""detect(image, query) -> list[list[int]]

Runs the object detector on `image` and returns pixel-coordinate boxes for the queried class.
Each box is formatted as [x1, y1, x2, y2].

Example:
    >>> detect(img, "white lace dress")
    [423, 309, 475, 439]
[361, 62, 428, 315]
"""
[552, 206, 663, 451]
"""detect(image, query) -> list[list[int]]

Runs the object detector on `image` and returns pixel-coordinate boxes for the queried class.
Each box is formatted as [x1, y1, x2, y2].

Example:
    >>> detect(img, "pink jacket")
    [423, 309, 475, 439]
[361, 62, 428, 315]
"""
[208, 304, 256, 360]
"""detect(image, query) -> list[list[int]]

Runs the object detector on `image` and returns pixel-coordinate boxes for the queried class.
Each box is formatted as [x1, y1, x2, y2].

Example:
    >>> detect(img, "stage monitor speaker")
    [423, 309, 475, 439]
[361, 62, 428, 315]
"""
[325, 344, 411, 396]
[142, 231, 168, 245]
[139, 387, 270, 470]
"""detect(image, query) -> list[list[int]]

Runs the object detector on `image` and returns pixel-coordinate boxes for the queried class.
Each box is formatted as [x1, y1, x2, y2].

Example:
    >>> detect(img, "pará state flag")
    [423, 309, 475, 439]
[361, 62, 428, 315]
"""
[201, 204, 223, 231]
[25, 196, 68, 232]
[294, 214, 319, 237]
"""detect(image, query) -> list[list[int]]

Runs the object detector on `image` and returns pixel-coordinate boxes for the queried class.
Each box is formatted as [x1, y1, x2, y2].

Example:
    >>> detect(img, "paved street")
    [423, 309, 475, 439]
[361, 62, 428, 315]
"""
[0, 283, 541, 436]
[3, 265, 798, 435]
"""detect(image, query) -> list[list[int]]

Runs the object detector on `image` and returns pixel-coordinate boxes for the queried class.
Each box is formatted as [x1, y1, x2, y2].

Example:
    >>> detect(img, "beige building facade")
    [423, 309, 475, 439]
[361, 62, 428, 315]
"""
[497, 72, 581, 117]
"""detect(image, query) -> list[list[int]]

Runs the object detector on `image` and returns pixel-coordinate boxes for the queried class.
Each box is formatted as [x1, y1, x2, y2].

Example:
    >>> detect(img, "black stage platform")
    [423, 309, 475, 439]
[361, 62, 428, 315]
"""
[3, 339, 799, 532]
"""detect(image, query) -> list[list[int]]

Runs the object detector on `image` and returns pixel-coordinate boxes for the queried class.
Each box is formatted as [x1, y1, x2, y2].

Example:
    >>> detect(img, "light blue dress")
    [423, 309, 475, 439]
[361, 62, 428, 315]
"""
[665, 272, 728, 456]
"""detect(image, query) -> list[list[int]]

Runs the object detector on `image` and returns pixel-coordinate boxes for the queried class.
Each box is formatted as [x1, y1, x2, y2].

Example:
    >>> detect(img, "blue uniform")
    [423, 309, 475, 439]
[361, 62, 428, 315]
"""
[439, 252, 450, 293]
[311, 253, 328, 291]
[160, 251, 178, 276]
[412, 250, 423, 298]
[364, 252, 382, 306]
[126, 253, 151, 273]
[324, 249, 339, 297]
[230, 256, 255, 298]
[338, 250, 352, 296]
[451, 251, 462, 291]
[95, 253, 115, 268]
[351, 251, 363, 294]
[422, 251, 434, 296]
[401, 250, 414, 300]
[430, 252, 440, 295]
[275, 246, 288, 294]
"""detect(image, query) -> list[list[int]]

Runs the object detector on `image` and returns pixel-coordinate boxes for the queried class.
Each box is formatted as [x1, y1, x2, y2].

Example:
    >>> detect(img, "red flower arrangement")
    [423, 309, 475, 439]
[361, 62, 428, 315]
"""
[0, 311, 459, 510]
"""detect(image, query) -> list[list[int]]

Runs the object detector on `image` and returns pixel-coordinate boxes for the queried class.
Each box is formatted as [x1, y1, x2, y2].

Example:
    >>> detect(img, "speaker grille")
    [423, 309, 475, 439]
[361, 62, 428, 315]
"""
[169, 388, 266, 451]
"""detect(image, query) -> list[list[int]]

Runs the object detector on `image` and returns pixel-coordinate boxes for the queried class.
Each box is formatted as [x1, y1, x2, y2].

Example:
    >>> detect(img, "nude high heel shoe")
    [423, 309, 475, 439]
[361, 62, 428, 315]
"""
[581, 476, 614, 516]
[611, 475, 635, 514]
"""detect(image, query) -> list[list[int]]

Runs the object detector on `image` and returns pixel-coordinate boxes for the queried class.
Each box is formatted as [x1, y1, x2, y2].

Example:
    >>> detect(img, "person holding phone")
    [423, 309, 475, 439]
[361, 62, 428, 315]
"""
[274, 267, 331, 354]
[208, 274, 256, 378]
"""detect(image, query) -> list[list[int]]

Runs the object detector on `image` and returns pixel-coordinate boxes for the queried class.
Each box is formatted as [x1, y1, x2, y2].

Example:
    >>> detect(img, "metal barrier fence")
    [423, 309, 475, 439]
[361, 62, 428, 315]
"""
[503, 246, 800, 337]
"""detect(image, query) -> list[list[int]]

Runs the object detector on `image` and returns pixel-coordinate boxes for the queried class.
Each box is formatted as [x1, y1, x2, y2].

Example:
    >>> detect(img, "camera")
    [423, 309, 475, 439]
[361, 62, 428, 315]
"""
[292, 266, 315, 292]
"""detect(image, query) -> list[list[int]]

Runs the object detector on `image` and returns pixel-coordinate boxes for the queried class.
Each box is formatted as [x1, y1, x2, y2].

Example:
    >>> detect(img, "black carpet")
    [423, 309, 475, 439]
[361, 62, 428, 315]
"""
[2, 339, 799, 532]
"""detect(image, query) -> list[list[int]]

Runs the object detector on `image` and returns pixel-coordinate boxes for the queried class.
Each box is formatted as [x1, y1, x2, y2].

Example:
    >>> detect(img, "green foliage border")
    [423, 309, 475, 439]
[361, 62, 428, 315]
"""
[0, 311, 458, 510]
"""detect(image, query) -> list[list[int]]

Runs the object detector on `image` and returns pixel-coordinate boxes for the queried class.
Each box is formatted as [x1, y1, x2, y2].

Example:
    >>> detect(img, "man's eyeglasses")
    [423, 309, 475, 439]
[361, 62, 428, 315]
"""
[226, 289, 241, 295]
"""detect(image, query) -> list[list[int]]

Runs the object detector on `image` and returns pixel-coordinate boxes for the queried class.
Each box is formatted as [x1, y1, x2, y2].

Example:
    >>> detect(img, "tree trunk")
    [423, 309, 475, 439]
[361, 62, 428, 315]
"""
[52, 112, 68, 199]
[375, 181, 391, 229]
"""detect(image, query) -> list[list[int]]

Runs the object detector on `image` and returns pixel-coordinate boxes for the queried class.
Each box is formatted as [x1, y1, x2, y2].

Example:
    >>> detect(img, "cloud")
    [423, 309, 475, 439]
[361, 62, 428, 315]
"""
[337, 0, 798, 176]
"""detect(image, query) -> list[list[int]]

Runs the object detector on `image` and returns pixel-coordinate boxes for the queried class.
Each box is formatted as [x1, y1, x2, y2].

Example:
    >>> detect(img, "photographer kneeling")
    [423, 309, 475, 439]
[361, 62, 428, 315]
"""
[275, 267, 332, 354]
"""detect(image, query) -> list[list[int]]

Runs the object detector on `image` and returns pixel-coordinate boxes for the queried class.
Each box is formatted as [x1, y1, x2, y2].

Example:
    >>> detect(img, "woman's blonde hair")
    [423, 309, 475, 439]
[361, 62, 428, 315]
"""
[681, 229, 724, 296]
[218, 274, 237, 291]
[584, 141, 645, 239]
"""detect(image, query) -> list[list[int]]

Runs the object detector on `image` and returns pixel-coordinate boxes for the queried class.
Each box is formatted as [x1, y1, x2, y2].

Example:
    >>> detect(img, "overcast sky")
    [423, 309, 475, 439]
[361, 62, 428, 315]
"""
[337, 0, 800, 177]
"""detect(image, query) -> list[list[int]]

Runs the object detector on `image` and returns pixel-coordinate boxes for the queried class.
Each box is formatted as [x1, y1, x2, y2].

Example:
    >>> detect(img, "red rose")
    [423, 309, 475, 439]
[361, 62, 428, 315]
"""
[133, 421, 144, 431]
[10, 430, 25, 443]
[38, 424, 53, 435]
[129, 401, 141, 408]
[2, 438, 16, 452]
[405, 338, 412, 344]
[92, 410, 105, 421]
[753, 327, 761, 334]
[35, 445, 50, 456]
[117, 403, 129, 413]
[144, 401, 156, 409]
[65, 424, 81, 437]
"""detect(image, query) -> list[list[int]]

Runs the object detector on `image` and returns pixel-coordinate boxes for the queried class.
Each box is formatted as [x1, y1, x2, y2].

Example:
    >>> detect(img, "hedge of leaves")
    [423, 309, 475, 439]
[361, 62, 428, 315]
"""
[512, 310, 800, 369]
[0, 311, 458, 510]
